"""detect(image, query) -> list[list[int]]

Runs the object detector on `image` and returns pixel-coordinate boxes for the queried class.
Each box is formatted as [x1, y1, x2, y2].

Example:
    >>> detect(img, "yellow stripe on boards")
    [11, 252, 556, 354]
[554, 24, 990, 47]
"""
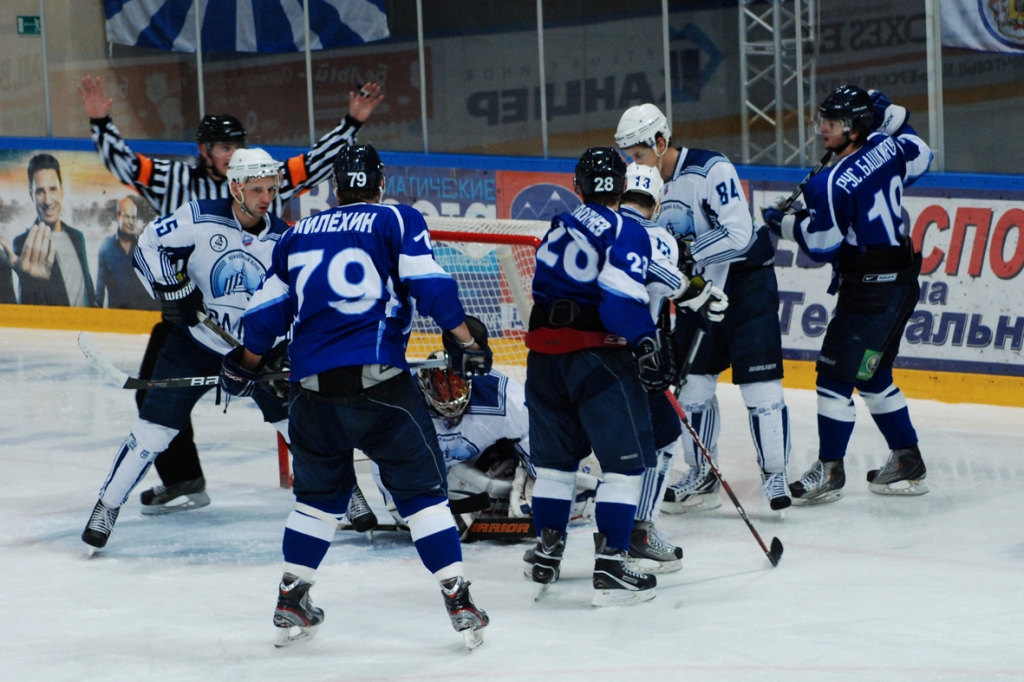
[0, 304, 161, 334]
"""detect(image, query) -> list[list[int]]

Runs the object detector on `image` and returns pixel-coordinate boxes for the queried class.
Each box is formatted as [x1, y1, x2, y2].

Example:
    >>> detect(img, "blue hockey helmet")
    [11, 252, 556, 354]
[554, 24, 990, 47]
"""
[573, 147, 627, 199]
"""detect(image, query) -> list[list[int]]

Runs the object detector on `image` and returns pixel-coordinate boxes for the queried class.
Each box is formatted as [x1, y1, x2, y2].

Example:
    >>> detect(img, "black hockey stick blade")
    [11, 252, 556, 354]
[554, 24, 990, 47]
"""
[767, 537, 784, 567]
[337, 522, 407, 533]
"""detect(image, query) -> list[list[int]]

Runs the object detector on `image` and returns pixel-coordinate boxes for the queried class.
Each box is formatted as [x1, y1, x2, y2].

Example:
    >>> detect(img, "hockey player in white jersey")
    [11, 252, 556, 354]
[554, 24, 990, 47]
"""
[618, 163, 728, 572]
[221, 145, 490, 649]
[761, 86, 931, 502]
[616, 104, 793, 514]
[78, 75, 384, 513]
[81, 148, 292, 550]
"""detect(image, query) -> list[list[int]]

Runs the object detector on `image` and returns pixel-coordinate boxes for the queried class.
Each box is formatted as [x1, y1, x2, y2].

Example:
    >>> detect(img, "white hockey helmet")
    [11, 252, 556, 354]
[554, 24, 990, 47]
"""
[615, 103, 671, 149]
[624, 162, 664, 201]
[227, 148, 282, 186]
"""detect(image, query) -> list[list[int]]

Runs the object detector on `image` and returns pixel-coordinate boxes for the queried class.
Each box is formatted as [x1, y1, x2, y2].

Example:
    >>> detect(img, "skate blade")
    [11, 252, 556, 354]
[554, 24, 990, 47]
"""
[462, 628, 485, 650]
[534, 582, 551, 600]
[273, 624, 319, 648]
[660, 493, 722, 515]
[84, 545, 98, 558]
[869, 479, 929, 496]
[791, 489, 843, 506]
[140, 492, 210, 516]
[626, 557, 682, 574]
[592, 587, 657, 607]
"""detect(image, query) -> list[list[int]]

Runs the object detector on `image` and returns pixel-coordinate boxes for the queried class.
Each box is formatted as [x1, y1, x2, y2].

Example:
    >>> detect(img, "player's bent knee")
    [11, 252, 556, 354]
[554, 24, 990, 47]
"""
[677, 373, 718, 407]
[739, 379, 785, 408]
[817, 388, 856, 422]
[129, 419, 180, 461]
[860, 384, 908, 415]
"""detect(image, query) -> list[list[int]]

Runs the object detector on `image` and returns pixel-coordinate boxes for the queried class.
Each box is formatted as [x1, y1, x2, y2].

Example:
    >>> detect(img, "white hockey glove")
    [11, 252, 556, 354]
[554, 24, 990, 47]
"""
[675, 278, 728, 324]
[868, 90, 908, 136]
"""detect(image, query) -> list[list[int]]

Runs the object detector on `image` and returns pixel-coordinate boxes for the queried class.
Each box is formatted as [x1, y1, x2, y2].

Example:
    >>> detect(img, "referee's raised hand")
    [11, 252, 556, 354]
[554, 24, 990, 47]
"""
[78, 75, 113, 120]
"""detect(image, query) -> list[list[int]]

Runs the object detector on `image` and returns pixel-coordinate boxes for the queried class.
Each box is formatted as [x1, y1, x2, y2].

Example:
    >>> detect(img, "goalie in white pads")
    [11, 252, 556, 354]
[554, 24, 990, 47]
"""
[81, 149, 293, 551]
[617, 103, 793, 514]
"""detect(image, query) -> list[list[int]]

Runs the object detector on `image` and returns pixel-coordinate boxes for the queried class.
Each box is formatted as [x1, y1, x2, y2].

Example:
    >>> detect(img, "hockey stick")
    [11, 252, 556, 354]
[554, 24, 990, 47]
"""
[664, 389, 784, 567]
[79, 332, 446, 389]
[673, 328, 706, 398]
[776, 150, 833, 212]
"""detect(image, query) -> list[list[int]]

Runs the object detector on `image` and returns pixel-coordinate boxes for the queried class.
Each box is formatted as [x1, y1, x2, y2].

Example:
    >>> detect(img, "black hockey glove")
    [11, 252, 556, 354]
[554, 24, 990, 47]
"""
[868, 90, 908, 136]
[262, 340, 290, 399]
[632, 329, 676, 393]
[153, 276, 205, 327]
[442, 315, 493, 378]
[220, 346, 261, 398]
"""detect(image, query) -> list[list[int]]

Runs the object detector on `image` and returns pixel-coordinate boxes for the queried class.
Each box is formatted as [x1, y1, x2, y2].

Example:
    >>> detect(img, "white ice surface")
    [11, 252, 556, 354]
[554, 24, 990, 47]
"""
[1, 327, 1023, 682]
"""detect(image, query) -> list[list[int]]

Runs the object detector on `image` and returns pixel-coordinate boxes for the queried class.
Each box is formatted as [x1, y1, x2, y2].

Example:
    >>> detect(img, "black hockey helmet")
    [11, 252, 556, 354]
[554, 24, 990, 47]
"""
[818, 85, 873, 129]
[574, 147, 627, 199]
[196, 115, 247, 145]
[333, 144, 385, 193]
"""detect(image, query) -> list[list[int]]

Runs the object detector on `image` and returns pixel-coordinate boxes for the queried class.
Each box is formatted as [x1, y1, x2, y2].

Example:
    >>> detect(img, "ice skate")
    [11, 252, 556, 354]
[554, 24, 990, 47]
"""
[867, 445, 929, 496]
[273, 573, 324, 647]
[761, 469, 792, 513]
[345, 484, 378, 533]
[661, 459, 721, 514]
[593, 532, 657, 606]
[627, 521, 682, 574]
[790, 459, 845, 505]
[440, 576, 489, 650]
[139, 476, 210, 515]
[82, 499, 119, 551]
[531, 527, 565, 600]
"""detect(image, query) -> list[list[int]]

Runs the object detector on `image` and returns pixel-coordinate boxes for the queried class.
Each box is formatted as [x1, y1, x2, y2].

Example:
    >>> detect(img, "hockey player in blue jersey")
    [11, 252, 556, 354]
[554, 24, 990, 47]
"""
[524, 147, 674, 606]
[617, 103, 793, 513]
[618, 162, 728, 573]
[762, 86, 932, 503]
[219, 145, 491, 649]
[81, 148, 293, 550]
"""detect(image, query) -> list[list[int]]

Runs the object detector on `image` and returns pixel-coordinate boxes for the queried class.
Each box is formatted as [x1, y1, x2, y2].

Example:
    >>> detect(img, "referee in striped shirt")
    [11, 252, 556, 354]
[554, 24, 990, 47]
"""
[77, 75, 384, 513]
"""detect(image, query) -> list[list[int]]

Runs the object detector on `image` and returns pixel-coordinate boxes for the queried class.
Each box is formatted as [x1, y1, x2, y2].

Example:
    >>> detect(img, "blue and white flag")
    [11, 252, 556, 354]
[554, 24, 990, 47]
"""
[942, 0, 1024, 54]
[104, 0, 389, 53]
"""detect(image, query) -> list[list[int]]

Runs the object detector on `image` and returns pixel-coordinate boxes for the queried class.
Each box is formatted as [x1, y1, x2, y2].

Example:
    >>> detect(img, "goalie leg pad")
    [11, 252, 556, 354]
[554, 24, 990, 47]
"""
[447, 461, 514, 500]
[98, 420, 179, 508]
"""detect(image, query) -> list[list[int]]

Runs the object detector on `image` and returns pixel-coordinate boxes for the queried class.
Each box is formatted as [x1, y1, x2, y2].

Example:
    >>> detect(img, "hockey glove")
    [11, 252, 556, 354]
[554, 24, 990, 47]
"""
[442, 315, 493, 378]
[674, 278, 729, 327]
[632, 329, 676, 393]
[220, 346, 261, 398]
[153, 276, 205, 327]
[262, 340, 290, 399]
[868, 90, 908, 136]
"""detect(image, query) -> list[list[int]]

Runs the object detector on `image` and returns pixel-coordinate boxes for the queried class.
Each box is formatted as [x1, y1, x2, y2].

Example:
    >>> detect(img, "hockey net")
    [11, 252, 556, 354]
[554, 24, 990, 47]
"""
[407, 217, 548, 385]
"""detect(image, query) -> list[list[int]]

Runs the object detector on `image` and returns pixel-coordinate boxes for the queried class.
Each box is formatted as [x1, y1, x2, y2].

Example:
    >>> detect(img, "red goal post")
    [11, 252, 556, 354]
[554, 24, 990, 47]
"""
[406, 216, 548, 384]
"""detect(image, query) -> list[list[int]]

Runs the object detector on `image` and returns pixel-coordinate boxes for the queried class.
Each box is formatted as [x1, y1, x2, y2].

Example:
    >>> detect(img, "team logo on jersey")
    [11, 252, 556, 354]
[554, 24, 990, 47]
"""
[210, 250, 267, 298]
[242, 233, 254, 247]
[209, 234, 229, 252]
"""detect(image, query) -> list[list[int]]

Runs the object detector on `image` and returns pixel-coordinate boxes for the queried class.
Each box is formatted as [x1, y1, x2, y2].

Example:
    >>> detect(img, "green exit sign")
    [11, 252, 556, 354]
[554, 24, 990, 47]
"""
[17, 15, 42, 36]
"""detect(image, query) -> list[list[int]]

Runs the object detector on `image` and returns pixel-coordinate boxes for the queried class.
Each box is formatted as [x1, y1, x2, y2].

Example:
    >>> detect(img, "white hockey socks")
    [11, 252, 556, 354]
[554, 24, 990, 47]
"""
[677, 375, 721, 468]
[741, 381, 791, 474]
[636, 440, 679, 523]
[98, 420, 178, 508]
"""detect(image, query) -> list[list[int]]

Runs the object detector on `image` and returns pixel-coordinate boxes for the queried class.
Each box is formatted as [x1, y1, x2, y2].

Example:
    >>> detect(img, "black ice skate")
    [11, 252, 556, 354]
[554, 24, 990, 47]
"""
[662, 459, 722, 514]
[82, 499, 119, 551]
[593, 532, 657, 606]
[790, 459, 845, 505]
[627, 521, 682, 574]
[346, 484, 378, 533]
[761, 469, 793, 512]
[440, 576, 489, 650]
[867, 445, 928, 496]
[531, 527, 566, 600]
[139, 476, 210, 515]
[273, 573, 324, 647]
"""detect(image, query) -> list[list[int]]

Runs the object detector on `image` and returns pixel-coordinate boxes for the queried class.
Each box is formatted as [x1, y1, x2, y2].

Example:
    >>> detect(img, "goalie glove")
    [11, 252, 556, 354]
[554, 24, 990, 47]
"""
[674, 277, 728, 326]
[220, 346, 261, 398]
[632, 329, 676, 393]
[152, 276, 206, 327]
[868, 90, 908, 136]
[442, 315, 493, 378]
